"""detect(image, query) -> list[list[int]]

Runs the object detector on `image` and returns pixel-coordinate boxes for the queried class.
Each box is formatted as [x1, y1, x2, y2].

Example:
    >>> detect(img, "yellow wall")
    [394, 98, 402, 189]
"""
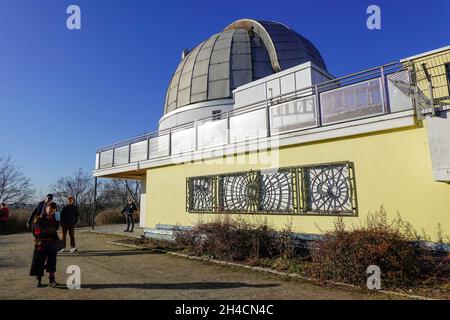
[145, 125, 450, 240]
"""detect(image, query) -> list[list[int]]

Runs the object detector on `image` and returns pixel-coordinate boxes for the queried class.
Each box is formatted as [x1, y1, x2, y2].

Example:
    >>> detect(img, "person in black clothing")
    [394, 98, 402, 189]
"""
[121, 197, 137, 232]
[30, 202, 60, 288]
[27, 193, 54, 229]
[59, 195, 79, 253]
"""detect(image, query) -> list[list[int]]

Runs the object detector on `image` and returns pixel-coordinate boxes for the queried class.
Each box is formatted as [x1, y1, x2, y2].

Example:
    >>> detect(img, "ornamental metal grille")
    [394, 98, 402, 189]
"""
[186, 176, 216, 213]
[219, 171, 261, 212]
[302, 163, 356, 215]
[260, 169, 296, 213]
[186, 161, 357, 216]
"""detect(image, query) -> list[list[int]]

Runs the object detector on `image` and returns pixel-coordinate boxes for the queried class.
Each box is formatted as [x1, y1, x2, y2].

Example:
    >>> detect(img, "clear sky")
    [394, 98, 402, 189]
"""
[0, 0, 449, 196]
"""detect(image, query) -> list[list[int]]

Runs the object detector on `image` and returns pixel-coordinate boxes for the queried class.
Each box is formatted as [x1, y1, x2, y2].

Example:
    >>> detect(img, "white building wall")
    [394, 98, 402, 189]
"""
[426, 110, 450, 182]
[233, 61, 334, 108]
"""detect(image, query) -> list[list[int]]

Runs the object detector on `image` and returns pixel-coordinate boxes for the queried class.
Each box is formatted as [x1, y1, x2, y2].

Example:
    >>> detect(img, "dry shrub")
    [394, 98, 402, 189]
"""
[5, 208, 29, 233]
[310, 207, 449, 289]
[175, 216, 299, 261]
[95, 208, 140, 226]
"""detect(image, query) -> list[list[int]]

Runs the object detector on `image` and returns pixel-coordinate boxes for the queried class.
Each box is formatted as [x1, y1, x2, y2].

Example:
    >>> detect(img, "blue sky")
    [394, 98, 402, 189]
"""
[0, 0, 449, 197]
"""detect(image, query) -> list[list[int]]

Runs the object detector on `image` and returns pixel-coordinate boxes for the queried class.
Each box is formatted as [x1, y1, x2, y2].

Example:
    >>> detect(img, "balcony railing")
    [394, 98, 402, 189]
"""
[95, 61, 415, 171]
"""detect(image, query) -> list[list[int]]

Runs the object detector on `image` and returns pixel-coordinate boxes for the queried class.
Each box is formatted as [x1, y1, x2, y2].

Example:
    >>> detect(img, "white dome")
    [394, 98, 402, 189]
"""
[164, 19, 327, 115]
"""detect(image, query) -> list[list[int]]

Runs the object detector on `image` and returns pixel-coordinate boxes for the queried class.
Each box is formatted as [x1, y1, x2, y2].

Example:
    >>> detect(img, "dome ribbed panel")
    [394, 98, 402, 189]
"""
[163, 20, 327, 115]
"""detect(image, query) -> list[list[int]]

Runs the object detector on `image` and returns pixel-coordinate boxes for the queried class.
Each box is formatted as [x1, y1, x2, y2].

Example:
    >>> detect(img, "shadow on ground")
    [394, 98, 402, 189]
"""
[57, 282, 280, 290]
[58, 250, 159, 257]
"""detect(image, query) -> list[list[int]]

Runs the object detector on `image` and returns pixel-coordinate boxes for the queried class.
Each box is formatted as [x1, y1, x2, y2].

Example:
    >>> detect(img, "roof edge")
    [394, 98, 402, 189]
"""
[400, 45, 450, 62]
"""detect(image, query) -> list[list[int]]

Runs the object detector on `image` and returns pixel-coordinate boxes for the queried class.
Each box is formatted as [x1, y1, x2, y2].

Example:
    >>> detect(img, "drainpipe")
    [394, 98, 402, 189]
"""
[421, 63, 436, 117]
[92, 177, 97, 230]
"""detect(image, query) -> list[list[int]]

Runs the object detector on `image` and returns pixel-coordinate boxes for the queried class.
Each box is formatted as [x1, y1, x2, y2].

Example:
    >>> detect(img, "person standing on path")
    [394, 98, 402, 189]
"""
[0, 203, 9, 235]
[121, 197, 137, 233]
[27, 194, 54, 229]
[59, 195, 79, 252]
[30, 202, 61, 288]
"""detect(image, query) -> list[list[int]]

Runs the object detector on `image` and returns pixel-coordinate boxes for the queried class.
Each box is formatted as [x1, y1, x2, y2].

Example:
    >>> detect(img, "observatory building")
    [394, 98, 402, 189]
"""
[93, 19, 450, 240]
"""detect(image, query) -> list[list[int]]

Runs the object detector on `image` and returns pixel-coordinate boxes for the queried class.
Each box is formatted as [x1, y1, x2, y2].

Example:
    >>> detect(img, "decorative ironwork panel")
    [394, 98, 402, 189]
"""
[186, 176, 217, 212]
[302, 163, 357, 215]
[260, 169, 296, 213]
[186, 161, 357, 216]
[219, 171, 261, 212]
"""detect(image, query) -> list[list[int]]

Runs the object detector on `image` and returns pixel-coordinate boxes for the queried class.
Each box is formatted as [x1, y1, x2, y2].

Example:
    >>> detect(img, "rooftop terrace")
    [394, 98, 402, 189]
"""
[93, 60, 424, 178]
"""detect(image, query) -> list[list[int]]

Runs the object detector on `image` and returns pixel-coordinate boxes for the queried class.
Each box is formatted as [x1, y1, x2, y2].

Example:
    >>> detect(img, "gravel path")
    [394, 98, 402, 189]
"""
[0, 230, 396, 300]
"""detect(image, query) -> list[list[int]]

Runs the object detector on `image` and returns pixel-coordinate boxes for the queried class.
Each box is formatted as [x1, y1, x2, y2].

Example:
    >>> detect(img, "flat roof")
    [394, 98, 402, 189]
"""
[401, 45, 450, 62]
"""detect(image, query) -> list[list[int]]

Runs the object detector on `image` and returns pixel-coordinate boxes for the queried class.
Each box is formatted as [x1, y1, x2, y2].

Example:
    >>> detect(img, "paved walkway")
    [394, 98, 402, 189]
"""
[89, 224, 145, 238]
[0, 230, 396, 300]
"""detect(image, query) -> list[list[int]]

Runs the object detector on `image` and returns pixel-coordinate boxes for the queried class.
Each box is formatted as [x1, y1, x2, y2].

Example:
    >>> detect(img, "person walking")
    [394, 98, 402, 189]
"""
[27, 194, 54, 229]
[59, 195, 79, 253]
[121, 197, 137, 232]
[0, 203, 9, 235]
[30, 202, 63, 288]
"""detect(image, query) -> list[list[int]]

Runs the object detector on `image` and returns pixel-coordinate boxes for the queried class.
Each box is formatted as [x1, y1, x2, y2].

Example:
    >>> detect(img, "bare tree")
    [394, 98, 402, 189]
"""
[51, 168, 96, 223]
[50, 169, 141, 224]
[122, 179, 141, 207]
[98, 179, 141, 209]
[0, 154, 34, 203]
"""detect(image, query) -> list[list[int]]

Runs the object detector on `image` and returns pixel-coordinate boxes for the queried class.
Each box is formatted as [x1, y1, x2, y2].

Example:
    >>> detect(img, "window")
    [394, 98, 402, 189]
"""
[212, 110, 221, 121]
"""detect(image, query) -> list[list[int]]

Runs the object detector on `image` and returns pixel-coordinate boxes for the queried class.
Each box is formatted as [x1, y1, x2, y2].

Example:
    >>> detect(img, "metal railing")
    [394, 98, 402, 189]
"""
[95, 61, 414, 170]
[405, 50, 450, 117]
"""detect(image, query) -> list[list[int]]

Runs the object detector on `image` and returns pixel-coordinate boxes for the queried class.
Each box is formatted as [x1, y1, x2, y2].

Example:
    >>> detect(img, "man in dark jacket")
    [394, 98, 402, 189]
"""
[59, 196, 79, 252]
[121, 197, 137, 232]
[27, 194, 54, 229]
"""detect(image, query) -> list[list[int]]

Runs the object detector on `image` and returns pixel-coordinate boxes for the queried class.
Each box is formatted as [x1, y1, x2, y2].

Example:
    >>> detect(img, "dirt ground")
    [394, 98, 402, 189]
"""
[0, 230, 398, 300]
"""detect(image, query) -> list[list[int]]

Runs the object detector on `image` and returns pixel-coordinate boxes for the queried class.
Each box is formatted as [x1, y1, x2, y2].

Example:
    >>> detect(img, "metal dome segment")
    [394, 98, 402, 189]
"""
[225, 19, 282, 72]
[226, 19, 327, 72]
[164, 29, 274, 114]
[164, 19, 327, 115]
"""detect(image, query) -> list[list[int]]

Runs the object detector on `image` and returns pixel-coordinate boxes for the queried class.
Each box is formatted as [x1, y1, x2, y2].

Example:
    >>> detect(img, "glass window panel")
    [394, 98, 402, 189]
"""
[114, 145, 129, 166]
[387, 71, 414, 112]
[130, 140, 148, 162]
[197, 119, 227, 149]
[171, 127, 196, 154]
[230, 108, 266, 143]
[320, 78, 384, 125]
[100, 150, 113, 168]
[149, 134, 170, 159]
[270, 96, 317, 134]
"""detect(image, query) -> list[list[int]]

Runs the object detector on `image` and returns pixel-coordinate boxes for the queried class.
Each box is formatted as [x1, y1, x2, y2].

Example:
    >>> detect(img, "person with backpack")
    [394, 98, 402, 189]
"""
[27, 194, 54, 229]
[59, 195, 79, 253]
[0, 203, 9, 235]
[121, 197, 137, 232]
